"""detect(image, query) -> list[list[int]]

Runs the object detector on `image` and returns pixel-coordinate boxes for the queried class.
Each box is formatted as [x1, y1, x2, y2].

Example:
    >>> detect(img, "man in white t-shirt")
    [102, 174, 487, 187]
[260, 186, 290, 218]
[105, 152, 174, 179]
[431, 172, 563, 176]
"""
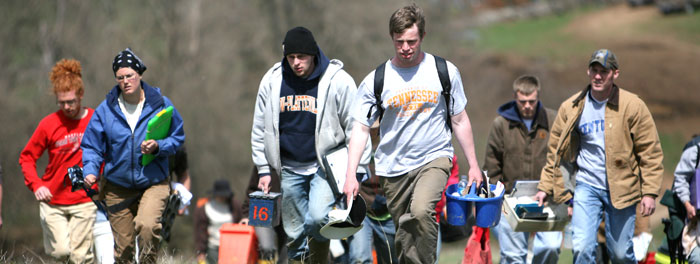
[343, 4, 484, 263]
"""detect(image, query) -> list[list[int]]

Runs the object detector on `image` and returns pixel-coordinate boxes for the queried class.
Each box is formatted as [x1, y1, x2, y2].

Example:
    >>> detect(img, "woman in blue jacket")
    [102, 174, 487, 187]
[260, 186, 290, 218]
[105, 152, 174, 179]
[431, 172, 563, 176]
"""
[81, 48, 185, 263]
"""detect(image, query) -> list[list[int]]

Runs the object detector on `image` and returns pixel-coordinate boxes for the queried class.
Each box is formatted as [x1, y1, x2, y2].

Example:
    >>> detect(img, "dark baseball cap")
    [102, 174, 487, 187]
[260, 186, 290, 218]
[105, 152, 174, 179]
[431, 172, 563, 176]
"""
[588, 49, 619, 70]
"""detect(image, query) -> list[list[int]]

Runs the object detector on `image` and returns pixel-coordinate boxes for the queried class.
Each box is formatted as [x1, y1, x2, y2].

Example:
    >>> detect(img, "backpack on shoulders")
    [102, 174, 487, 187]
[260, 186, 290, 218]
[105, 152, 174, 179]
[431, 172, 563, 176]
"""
[367, 55, 454, 131]
[684, 135, 700, 168]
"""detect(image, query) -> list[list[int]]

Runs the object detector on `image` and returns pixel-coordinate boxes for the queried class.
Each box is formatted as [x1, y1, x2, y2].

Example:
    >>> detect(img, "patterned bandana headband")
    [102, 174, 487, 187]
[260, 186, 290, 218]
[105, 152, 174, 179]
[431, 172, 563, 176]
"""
[112, 47, 147, 75]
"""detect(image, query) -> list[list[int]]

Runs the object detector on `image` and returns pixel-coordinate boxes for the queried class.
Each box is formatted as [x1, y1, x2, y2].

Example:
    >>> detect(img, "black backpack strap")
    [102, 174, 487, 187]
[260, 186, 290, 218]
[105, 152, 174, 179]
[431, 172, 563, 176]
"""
[434, 55, 452, 132]
[107, 193, 143, 214]
[682, 135, 700, 168]
[369, 57, 452, 131]
[368, 62, 386, 122]
[696, 144, 699, 169]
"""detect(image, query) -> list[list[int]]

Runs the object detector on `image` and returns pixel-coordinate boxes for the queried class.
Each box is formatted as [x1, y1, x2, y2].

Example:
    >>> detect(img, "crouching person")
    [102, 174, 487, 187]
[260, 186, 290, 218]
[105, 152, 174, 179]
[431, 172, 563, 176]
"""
[194, 180, 243, 264]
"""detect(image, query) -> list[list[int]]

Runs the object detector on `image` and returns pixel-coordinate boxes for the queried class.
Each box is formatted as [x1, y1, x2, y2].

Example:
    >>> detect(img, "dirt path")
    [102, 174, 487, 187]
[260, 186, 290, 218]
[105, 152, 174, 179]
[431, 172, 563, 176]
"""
[565, 4, 700, 133]
[565, 4, 660, 40]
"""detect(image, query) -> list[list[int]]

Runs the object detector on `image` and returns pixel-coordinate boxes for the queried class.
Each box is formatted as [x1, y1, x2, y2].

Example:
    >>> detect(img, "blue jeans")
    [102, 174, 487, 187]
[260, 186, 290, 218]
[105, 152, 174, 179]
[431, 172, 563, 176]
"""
[689, 246, 700, 264]
[348, 217, 398, 264]
[280, 168, 335, 261]
[436, 224, 442, 264]
[492, 212, 562, 264]
[572, 181, 636, 263]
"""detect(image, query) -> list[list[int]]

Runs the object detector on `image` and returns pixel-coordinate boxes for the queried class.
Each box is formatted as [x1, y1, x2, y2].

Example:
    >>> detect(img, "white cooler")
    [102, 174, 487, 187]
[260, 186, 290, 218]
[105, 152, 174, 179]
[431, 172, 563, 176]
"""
[503, 181, 568, 232]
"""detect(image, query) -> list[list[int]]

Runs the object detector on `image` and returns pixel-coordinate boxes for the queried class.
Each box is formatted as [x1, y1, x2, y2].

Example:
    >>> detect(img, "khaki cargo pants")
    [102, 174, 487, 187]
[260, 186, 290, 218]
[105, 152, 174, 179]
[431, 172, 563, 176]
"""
[380, 157, 451, 264]
[104, 180, 169, 264]
[39, 201, 97, 263]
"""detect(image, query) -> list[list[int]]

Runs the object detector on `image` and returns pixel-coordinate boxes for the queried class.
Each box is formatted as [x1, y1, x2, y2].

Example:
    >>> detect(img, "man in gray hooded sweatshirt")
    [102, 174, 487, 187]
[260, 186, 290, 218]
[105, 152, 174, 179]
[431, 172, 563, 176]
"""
[251, 26, 370, 263]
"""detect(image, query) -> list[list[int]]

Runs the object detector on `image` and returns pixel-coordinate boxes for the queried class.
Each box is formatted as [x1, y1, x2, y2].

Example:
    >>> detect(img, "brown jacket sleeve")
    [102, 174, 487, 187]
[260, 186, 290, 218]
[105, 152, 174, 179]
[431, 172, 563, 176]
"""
[537, 98, 577, 197]
[629, 97, 664, 198]
[538, 102, 569, 195]
[193, 198, 209, 254]
[484, 117, 505, 185]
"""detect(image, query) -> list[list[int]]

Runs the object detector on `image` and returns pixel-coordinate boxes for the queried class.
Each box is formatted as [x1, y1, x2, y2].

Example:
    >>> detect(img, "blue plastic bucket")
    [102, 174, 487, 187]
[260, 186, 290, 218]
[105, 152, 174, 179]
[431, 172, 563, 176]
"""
[445, 183, 504, 228]
[445, 184, 471, 226]
[471, 184, 504, 228]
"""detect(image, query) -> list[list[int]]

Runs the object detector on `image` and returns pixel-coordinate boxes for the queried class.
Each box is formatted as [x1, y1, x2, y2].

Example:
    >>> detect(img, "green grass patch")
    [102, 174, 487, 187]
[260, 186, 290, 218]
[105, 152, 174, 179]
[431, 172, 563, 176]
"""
[638, 11, 700, 46]
[471, 7, 597, 63]
[474, 14, 573, 53]
[659, 131, 689, 173]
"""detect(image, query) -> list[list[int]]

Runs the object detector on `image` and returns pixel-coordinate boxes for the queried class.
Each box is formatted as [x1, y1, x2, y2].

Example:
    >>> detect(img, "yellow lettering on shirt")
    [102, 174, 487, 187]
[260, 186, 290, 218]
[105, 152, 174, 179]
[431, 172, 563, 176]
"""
[386, 87, 440, 118]
[291, 96, 301, 111]
[280, 95, 317, 114]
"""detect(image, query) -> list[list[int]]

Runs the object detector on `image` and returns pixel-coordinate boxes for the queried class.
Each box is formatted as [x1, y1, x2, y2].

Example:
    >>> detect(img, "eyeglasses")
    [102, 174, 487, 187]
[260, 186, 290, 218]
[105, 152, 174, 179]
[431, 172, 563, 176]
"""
[57, 99, 78, 107]
[115, 73, 137, 82]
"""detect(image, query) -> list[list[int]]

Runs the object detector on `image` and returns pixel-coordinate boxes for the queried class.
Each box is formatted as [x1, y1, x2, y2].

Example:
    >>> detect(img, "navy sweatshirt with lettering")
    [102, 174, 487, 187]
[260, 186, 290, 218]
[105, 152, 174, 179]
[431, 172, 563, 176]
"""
[278, 48, 330, 164]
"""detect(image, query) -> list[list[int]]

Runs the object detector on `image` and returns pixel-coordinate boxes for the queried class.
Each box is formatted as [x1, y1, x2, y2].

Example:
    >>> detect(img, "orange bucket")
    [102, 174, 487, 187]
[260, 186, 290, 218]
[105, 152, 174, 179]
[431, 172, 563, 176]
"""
[218, 223, 258, 264]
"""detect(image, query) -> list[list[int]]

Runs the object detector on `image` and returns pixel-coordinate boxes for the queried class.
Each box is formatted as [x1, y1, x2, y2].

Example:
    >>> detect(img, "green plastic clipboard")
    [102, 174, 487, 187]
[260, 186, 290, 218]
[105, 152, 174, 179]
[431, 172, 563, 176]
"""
[142, 106, 174, 166]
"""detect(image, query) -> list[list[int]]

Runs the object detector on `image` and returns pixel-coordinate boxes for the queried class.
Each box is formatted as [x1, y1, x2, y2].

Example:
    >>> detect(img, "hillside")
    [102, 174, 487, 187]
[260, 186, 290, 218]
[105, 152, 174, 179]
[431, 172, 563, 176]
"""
[440, 3, 700, 262]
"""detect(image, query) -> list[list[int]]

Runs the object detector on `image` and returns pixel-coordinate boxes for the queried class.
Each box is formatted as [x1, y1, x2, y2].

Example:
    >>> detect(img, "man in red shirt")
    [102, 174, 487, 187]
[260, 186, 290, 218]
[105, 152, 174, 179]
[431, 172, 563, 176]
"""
[19, 59, 97, 263]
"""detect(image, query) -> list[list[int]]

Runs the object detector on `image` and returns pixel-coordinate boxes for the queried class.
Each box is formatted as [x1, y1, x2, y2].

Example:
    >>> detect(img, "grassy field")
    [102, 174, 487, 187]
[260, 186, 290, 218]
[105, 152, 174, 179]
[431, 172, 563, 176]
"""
[436, 2, 700, 262]
[470, 7, 596, 64]
[637, 9, 700, 45]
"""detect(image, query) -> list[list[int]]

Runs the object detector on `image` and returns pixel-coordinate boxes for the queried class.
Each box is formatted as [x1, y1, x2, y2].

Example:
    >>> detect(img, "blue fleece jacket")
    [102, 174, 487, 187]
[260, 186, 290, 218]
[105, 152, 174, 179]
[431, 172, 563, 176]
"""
[278, 48, 330, 163]
[81, 81, 185, 189]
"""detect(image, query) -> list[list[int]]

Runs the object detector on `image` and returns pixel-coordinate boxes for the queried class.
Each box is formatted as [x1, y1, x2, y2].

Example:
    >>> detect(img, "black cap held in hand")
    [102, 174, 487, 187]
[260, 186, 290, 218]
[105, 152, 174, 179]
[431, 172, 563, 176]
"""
[283, 27, 318, 56]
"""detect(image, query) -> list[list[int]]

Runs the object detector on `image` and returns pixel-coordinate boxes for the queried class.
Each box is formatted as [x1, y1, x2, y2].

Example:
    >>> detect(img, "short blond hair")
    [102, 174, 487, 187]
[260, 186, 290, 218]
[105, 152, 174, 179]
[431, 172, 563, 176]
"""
[513, 75, 540, 95]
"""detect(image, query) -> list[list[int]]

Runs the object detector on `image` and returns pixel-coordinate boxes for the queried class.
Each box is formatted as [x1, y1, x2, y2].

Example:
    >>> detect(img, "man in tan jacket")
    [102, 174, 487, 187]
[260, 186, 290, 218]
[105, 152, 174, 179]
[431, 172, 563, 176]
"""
[535, 49, 663, 263]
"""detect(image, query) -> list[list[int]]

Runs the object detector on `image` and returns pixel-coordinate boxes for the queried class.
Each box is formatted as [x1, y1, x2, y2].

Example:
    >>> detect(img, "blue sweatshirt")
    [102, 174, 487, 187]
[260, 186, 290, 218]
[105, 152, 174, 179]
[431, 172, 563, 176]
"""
[278, 48, 330, 163]
[81, 81, 185, 189]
